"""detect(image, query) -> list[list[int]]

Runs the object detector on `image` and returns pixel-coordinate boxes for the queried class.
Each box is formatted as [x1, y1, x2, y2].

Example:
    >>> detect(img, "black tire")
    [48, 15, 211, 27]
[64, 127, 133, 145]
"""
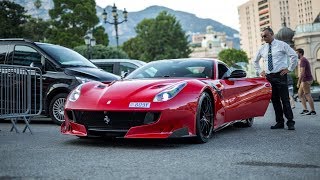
[194, 92, 214, 143]
[49, 93, 68, 125]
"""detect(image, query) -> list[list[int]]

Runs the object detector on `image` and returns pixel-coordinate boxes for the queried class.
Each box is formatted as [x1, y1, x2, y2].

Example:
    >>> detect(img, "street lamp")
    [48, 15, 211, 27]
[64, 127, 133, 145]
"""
[102, 3, 128, 48]
[84, 29, 96, 59]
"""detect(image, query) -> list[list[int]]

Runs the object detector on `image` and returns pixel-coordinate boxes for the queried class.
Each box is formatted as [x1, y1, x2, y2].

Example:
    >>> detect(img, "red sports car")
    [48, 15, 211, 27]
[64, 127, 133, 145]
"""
[61, 58, 272, 143]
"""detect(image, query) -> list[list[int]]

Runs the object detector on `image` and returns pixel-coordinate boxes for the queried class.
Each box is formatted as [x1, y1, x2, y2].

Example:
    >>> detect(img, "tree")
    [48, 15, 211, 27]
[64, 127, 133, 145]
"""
[122, 11, 191, 62]
[218, 48, 249, 66]
[74, 45, 129, 59]
[22, 18, 50, 42]
[48, 0, 99, 48]
[94, 26, 109, 46]
[0, 0, 30, 38]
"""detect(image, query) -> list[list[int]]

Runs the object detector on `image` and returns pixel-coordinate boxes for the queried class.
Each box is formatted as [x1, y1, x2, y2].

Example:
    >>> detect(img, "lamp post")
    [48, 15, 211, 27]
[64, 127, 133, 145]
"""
[102, 3, 128, 48]
[84, 29, 96, 59]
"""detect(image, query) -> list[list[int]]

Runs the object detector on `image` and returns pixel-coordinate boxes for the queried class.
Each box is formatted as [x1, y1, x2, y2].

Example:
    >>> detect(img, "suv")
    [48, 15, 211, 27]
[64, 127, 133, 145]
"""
[91, 59, 146, 77]
[0, 39, 120, 125]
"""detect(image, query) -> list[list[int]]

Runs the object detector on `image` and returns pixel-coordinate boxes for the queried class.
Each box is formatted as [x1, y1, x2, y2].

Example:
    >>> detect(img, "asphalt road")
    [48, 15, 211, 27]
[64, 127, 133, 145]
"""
[0, 102, 319, 180]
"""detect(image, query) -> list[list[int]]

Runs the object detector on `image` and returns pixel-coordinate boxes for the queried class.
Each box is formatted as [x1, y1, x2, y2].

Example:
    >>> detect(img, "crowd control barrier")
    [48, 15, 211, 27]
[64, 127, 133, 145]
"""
[0, 64, 42, 134]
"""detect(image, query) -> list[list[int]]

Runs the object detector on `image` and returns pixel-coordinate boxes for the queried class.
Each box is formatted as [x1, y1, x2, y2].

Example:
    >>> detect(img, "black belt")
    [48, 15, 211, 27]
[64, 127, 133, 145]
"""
[267, 72, 281, 76]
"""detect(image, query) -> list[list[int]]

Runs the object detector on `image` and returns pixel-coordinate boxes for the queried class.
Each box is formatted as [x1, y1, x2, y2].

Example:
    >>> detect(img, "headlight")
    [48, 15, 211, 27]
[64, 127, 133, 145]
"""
[76, 76, 94, 84]
[69, 84, 83, 102]
[153, 82, 187, 102]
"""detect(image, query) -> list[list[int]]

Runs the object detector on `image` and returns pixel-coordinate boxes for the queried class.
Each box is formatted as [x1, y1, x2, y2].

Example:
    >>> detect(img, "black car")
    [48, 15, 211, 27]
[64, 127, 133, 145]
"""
[0, 39, 120, 124]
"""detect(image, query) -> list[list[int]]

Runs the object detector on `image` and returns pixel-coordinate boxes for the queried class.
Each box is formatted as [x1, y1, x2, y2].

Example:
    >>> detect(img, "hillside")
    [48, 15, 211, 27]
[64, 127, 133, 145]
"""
[13, 0, 240, 48]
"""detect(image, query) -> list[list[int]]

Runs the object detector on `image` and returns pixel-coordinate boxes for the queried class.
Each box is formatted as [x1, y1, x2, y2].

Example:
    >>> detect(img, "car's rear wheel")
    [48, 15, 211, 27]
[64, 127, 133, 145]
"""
[49, 93, 68, 125]
[194, 92, 214, 143]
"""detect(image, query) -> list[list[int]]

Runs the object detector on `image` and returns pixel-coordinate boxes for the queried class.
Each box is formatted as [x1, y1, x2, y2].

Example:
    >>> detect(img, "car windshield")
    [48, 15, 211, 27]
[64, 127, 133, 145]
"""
[37, 43, 96, 68]
[125, 59, 214, 79]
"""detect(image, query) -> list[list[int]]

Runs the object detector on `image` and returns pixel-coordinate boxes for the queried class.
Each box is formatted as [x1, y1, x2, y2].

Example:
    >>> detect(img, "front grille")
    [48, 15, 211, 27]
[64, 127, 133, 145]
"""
[67, 110, 160, 130]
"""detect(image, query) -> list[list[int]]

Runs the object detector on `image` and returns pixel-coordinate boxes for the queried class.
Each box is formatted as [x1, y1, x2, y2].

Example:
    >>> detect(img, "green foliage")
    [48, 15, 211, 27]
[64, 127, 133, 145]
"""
[122, 37, 144, 60]
[94, 26, 109, 46]
[0, 0, 30, 38]
[22, 18, 50, 42]
[218, 48, 249, 66]
[48, 0, 99, 48]
[74, 45, 129, 59]
[122, 11, 191, 62]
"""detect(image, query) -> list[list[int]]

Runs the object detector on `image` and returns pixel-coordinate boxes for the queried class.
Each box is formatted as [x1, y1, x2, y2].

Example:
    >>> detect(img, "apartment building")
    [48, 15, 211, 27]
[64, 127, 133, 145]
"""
[238, 0, 319, 60]
[239, 0, 320, 82]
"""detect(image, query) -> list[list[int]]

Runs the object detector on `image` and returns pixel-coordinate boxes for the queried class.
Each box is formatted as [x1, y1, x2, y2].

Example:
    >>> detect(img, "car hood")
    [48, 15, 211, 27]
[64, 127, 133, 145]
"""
[65, 67, 120, 82]
[102, 79, 187, 100]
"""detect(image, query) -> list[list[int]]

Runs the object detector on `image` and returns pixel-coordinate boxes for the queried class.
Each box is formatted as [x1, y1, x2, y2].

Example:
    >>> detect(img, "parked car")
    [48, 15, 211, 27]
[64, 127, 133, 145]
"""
[0, 39, 120, 125]
[293, 85, 320, 102]
[90, 59, 146, 77]
[62, 58, 272, 143]
[310, 85, 320, 101]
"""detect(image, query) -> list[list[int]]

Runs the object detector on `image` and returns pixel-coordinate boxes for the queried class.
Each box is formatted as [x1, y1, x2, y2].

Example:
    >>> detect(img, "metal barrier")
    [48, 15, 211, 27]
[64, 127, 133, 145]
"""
[0, 64, 42, 134]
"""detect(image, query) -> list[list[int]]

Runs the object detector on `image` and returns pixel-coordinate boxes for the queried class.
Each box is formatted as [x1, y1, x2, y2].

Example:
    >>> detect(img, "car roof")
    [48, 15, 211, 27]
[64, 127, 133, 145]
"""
[91, 59, 147, 66]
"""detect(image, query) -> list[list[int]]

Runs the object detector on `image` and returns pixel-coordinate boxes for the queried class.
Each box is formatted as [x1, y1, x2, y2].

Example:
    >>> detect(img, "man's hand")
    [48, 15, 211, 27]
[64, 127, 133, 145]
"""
[260, 71, 266, 77]
[280, 68, 289, 76]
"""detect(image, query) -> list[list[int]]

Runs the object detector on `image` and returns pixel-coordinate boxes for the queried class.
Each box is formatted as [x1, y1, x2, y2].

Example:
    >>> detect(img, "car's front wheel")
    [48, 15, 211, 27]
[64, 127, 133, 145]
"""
[194, 92, 214, 143]
[49, 93, 68, 125]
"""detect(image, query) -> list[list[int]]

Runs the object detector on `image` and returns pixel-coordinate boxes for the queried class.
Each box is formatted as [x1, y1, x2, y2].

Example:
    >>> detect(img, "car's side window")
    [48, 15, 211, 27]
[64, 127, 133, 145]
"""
[120, 62, 138, 77]
[218, 63, 231, 79]
[12, 45, 41, 66]
[0, 45, 8, 64]
[99, 63, 114, 73]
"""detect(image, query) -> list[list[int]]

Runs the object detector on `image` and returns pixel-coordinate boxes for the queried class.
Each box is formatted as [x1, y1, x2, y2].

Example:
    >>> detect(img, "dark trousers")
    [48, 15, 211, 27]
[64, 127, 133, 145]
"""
[266, 73, 295, 126]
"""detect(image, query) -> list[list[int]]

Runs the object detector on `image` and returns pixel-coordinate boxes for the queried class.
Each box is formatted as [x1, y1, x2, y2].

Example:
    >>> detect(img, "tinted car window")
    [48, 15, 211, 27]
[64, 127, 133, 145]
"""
[37, 43, 96, 68]
[0, 45, 7, 64]
[126, 59, 213, 79]
[98, 63, 114, 73]
[12, 45, 41, 66]
[120, 62, 139, 77]
[218, 63, 231, 79]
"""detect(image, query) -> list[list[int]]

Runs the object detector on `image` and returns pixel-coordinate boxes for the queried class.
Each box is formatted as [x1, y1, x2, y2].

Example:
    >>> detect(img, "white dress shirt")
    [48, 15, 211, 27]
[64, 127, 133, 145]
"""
[254, 39, 298, 74]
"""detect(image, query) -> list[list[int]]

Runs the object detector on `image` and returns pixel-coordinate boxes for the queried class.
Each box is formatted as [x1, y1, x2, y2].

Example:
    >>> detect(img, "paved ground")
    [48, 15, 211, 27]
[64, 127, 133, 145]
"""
[0, 102, 319, 180]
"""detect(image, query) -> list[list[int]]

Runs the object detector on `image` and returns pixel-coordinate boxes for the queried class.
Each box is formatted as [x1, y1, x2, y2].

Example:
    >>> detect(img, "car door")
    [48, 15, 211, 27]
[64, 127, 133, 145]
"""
[217, 63, 270, 122]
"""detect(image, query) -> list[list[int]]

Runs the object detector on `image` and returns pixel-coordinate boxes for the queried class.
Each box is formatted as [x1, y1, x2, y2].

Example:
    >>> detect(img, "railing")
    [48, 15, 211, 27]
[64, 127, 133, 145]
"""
[0, 64, 42, 134]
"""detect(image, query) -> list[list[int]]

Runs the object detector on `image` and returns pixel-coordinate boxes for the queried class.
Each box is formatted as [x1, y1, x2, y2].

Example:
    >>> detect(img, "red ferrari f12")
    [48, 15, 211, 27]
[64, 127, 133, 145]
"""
[61, 58, 271, 143]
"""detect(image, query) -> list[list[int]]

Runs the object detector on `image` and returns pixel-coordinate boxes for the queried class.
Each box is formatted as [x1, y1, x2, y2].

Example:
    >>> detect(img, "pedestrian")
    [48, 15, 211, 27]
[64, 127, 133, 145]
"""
[254, 27, 298, 130]
[287, 74, 295, 109]
[296, 48, 316, 115]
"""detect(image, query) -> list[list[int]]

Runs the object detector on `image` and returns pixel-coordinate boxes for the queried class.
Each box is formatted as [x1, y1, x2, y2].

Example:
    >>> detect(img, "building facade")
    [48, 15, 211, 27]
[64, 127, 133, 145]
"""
[189, 26, 233, 58]
[294, 22, 320, 83]
[238, 0, 320, 83]
[238, 0, 320, 60]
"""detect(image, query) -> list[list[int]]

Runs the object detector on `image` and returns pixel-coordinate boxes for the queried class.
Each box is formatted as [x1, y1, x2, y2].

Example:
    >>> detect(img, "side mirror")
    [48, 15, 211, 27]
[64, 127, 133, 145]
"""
[122, 72, 129, 78]
[226, 69, 246, 79]
[30, 62, 45, 73]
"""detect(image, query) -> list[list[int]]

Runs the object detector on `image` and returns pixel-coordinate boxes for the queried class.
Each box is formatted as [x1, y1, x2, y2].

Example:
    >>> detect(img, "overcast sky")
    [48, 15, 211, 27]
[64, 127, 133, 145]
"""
[95, 0, 249, 31]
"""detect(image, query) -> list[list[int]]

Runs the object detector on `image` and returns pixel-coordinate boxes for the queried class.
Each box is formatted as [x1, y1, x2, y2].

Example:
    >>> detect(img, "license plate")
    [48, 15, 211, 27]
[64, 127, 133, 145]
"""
[129, 102, 151, 108]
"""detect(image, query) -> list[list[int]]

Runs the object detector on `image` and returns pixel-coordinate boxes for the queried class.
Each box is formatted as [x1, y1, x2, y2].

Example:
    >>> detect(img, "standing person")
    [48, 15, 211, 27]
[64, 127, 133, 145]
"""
[254, 27, 298, 130]
[287, 74, 295, 109]
[296, 48, 316, 115]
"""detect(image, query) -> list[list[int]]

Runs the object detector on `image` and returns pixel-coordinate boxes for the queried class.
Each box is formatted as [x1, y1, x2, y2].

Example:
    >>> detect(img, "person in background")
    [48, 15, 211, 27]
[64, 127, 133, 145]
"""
[287, 74, 295, 109]
[254, 27, 298, 130]
[296, 48, 316, 115]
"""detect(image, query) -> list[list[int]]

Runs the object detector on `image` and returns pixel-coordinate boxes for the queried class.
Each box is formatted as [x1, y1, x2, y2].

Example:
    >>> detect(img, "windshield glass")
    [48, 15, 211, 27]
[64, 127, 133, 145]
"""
[37, 43, 96, 68]
[125, 59, 214, 79]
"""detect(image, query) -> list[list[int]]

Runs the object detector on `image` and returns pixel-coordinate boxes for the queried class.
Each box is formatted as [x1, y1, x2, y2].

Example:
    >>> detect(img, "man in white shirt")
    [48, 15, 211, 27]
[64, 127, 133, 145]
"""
[254, 27, 298, 130]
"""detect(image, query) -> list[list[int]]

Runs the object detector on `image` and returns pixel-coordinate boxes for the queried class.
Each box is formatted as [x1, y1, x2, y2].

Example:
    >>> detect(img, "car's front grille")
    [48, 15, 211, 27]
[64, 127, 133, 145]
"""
[67, 110, 160, 130]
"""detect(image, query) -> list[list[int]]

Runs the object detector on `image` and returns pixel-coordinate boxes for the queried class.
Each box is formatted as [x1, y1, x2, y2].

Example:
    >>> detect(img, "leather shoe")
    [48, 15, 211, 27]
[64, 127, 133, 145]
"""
[287, 125, 295, 130]
[270, 123, 284, 129]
